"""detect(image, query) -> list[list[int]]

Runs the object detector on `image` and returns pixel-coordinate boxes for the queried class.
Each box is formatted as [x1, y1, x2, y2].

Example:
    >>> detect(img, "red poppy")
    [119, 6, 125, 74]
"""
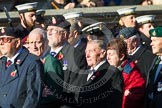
[96, 72, 100, 77]
[10, 71, 17, 77]
[40, 58, 46, 64]
[57, 52, 63, 60]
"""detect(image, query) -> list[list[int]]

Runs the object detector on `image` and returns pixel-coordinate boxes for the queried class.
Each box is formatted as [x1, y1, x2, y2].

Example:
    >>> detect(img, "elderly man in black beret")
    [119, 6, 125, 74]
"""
[0, 27, 44, 108]
[118, 27, 155, 80]
[46, 15, 87, 107]
[146, 27, 162, 108]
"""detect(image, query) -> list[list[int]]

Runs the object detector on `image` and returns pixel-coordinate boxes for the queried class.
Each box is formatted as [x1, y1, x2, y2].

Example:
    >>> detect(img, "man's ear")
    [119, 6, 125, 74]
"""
[73, 30, 79, 38]
[119, 17, 125, 26]
[19, 14, 24, 20]
[15, 38, 21, 48]
[139, 27, 143, 32]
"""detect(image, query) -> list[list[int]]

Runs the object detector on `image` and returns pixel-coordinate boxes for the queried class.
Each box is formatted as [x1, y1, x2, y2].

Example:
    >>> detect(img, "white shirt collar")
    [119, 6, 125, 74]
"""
[91, 60, 106, 72]
[129, 45, 141, 55]
[74, 39, 81, 48]
[7, 47, 23, 63]
[50, 46, 63, 57]
[160, 56, 162, 61]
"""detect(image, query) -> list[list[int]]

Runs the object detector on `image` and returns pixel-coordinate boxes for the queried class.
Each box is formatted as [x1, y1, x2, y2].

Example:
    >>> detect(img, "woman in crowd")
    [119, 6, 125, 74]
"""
[106, 38, 146, 108]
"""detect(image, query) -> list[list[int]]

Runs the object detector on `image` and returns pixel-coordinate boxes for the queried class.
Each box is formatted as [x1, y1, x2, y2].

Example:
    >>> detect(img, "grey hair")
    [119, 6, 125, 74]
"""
[29, 28, 47, 41]
[88, 40, 107, 50]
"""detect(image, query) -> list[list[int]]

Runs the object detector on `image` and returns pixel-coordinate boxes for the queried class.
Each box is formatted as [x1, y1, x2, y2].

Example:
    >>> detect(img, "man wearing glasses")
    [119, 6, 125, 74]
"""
[46, 15, 87, 107]
[0, 27, 44, 108]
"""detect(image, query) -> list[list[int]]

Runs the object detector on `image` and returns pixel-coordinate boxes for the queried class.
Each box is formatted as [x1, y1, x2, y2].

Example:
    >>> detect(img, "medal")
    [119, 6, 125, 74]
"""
[157, 82, 162, 92]
[63, 60, 68, 70]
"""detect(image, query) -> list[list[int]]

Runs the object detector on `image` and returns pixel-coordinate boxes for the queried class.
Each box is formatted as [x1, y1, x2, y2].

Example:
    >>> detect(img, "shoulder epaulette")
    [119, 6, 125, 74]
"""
[123, 62, 133, 74]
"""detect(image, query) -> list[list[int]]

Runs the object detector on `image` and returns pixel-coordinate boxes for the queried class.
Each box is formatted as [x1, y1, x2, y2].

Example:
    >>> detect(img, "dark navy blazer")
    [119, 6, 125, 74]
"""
[0, 47, 44, 108]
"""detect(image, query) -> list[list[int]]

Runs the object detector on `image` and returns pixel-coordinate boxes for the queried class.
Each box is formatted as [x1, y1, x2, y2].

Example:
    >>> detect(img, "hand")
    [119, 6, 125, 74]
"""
[80, 0, 96, 7]
[64, 3, 75, 9]
[42, 85, 53, 97]
[124, 89, 131, 96]
[86, 1, 96, 7]
[141, 0, 152, 5]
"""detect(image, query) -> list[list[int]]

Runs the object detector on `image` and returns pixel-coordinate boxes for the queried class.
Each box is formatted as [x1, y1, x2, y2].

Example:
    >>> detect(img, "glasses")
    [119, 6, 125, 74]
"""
[0, 37, 16, 43]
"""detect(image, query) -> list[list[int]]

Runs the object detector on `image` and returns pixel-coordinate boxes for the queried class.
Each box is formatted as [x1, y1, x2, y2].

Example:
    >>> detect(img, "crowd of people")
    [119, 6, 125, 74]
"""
[0, 0, 162, 11]
[0, 1, 162, 108]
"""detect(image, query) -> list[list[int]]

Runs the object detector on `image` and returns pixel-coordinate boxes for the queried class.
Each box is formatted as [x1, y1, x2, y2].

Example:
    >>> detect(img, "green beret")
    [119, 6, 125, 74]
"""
[149, 27, 162, 37]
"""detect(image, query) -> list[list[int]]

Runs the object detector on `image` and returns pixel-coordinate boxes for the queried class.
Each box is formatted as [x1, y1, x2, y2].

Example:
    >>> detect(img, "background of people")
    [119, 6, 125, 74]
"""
[1, 0, 162, 12]
[0, 1, 162, 108]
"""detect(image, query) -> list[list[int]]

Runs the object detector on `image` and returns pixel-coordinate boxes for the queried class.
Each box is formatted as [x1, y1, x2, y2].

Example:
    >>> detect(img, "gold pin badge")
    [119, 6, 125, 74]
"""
[120, 35, 124, 39]
[52, 17, 56, 24]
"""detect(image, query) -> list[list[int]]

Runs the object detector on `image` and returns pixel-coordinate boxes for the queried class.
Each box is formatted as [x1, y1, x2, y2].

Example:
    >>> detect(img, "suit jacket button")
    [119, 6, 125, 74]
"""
[3, 94, 7, 97]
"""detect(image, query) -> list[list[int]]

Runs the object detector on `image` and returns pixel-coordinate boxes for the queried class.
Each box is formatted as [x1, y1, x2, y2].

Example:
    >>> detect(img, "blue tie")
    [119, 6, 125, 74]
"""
[50, 52, 56, 57]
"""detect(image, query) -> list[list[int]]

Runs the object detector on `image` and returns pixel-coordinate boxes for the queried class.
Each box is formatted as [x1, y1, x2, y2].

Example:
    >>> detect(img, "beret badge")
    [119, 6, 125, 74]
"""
[120, 35, 124, 39]
[52, 17, 56, 25]
[149, 27, 162, 37]
[152, 31, 156, 36]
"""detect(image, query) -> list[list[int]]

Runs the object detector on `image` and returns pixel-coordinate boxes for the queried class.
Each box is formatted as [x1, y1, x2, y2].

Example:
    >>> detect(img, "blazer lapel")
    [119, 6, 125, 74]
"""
[85, 62, 109, 85]
[131, 46, 146, 61]
[2, 47, 29, 86]
[3, 64, 19, 86]
[0, 57, 7, 86]
[146, 56, 159, 86]
[155, 68, 162, 84]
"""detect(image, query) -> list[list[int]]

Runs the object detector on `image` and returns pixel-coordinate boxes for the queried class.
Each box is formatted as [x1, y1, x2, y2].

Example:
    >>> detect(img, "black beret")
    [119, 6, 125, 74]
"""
[47, 15, 71, 29]
[117, 27, 138, 39]
[0, 27, 20, 38]
[149, 27, 162, 37]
